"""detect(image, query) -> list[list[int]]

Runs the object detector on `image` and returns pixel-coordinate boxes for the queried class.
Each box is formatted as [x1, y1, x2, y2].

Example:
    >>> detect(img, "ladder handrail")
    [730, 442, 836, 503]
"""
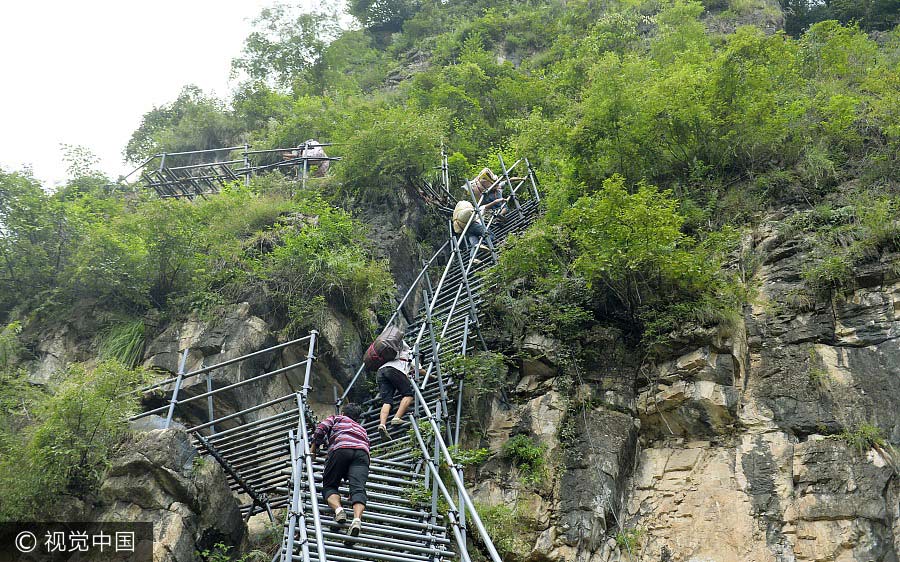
[338, 240, 451, 404]
[293, 332, 328, 562]
[134, 333, 315, 396]
[280, 154, 540, 562]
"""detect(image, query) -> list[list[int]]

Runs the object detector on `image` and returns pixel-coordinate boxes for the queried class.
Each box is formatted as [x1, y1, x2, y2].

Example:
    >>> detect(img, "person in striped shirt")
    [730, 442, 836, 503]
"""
[310, 403, 370, 540]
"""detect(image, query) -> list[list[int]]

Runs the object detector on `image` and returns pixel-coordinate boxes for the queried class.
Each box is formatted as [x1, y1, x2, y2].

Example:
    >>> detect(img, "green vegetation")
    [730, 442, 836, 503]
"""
[780, 0, 900, 35]
[0, 172, 392, 336]
[3, 0, 900, 520]
[101, 1, 900, 356]
[445, 351, 507, 398]
[494, 175, 744, 346]
[615, 527, 644, 552]
[839, 423, 887, 452]
[0, 322, 23, 373]
[404, 482, 450, 514]
[199, 542, 270, 562]
[780, 192, 900, 294]
[449, 445, 491, 466]
[807, 348, 832, 386]
[476, 503, 536, 559]
[501, 434, 546, 486]
[97, 319, 146, 368]
[0, 361, 149, 520]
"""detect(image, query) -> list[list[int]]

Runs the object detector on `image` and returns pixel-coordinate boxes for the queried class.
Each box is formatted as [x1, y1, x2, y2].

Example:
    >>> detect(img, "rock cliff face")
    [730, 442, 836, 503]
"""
[93, 428, 244, 562]
[141, 302, 354, 422]
[22, 189, 898, 561]
[467, 215, 899, 562]
[17, 185, 440, 560]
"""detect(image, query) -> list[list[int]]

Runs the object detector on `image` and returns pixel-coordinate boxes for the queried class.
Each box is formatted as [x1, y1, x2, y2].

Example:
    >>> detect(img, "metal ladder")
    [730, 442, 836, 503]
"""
[129, 154, 543, 562]
[282, 156, 543, 562]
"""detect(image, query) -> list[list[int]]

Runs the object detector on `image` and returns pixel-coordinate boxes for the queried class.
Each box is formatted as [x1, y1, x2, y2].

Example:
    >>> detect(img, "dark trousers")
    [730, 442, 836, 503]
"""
[376, 365, 414, 405]
[322, 448, 369, 506]
[465, 221, 493, 258]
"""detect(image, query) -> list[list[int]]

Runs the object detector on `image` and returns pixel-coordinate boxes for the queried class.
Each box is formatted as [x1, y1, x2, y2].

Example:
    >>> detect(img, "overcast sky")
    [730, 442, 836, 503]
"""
[0, 0, 287, 188]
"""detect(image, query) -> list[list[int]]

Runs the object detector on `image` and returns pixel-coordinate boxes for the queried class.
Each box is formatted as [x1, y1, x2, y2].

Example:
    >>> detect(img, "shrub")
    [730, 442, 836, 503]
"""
[0, 322, 23, 373]
[243, 192, 394, 334]
[476, 503, 535, 559]
[445, 352, 507, 398]
[448, 445, 491, 467]
[335, 104, 448, 202]
[0, 361, 148, 520]
[839, 423, 886, 453]
[404, 483, 450, 514]
[788, 192, 900, 294]
[493, 175, 743, 347]
[615, 528, 644, 552]
[501, 434, 546, 486]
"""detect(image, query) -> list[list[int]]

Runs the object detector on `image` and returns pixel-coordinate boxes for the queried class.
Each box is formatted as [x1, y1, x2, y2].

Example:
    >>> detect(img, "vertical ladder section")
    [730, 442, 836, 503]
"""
[283, 156, 543, 562]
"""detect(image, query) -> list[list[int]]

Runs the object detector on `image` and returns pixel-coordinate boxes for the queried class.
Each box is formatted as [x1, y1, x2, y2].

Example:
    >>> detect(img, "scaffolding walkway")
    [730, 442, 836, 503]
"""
[282, 156, 542, 562]
[125, 142, 339, 199]
[130, 155, 542, 562]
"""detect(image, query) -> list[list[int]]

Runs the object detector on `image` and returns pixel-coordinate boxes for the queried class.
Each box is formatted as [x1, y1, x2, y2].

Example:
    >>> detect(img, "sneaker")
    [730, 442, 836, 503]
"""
[470, 258, 483, 265]
[477, 243, 493, 253]
[347, 518, 361, 541]
[333, 507, 347, 524]
[390, 417, 407, 427]
[378, 424, 391, 442]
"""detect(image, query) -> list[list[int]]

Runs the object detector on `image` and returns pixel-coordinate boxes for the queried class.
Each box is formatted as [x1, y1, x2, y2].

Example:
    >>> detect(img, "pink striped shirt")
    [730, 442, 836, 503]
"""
[312, 415, 370, 453]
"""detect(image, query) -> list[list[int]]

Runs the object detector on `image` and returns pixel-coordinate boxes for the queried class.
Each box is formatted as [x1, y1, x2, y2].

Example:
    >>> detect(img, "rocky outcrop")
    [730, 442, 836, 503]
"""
[611, 218, 899, 561]
[28, 326, 82, 384]
[703, 0, 785, 35]
[470, 214, 899, 562]
[141, 302, 355, 424]
[92, 428, 245, 562]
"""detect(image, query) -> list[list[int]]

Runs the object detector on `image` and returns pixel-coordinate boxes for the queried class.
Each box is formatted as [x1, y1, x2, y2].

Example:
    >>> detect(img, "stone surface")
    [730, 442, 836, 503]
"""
[140, 302, 352, 426]
[470, 212, 900, 562]
[28, 326, 81, 384]
[93, 429, 245, 562]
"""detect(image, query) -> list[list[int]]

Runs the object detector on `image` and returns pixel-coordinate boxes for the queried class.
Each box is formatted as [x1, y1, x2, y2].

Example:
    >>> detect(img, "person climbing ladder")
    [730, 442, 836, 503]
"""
[376, 339, 416, 441]
[310, 403, 370, 543]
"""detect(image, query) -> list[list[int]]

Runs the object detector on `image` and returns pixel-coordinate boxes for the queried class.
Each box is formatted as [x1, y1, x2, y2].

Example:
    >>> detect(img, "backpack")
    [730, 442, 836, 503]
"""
[363, 325, 405, 372]
[452, 201, 475, 234]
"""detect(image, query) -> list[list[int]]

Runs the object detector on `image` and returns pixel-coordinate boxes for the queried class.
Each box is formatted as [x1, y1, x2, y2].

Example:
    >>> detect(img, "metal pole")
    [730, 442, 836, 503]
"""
[421, 284, 450, 430]
[301, 141, 309, 191]
[298, 405, 327, 562]
[243, 143, 251, 186]
[296, 332, 327, 562]
[337, 242, 450, 405]
[498, 153, 524, 225]
[206, 372, 215, 434]
[138, 360, 311, 417]
[525, 157, 541, 203]
[285, 430, 312, 562]
[451, 238, 488, 351]
[454, 317, 469, 447]
[410, 383, 503, 562]
[408, 415, 473, 562]
[464, 180, 497, 259]
[411, 220, 476, 357]
[431, 403, 441, 522]
[333, 386, 340, 415]
[137, 335, 314, 395]
[164, 349, 189, 429]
